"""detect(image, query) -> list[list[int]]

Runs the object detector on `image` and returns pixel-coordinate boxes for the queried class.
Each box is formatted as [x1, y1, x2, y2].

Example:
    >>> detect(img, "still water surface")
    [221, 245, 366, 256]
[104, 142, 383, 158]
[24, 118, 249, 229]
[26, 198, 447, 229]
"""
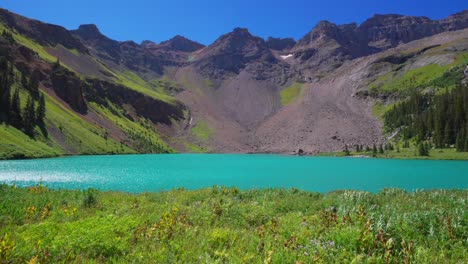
[0, 154, 467, 193]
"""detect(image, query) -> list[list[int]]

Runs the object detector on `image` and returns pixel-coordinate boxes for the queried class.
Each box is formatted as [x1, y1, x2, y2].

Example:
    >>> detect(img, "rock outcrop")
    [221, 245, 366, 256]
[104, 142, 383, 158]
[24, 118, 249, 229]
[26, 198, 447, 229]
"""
[156, 35, 205, 52]
[292, 11, 468, 73]
[85, 78, 185, 125]
[50, 69, 88, 114]
[266, 37, 296, 51]
[194, 28, 279, 79]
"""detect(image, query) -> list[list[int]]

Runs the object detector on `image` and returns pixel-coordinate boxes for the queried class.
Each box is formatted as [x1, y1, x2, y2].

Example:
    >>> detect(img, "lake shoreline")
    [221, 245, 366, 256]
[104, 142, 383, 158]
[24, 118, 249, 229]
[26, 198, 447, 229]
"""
[1, 148, 468, 161]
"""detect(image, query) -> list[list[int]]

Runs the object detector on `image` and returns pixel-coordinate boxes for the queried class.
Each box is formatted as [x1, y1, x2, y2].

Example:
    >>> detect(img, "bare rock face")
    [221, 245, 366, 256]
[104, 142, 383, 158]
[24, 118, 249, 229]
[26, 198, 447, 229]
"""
[266, 37, 296, 51]
[73, 25, 168, 74]
[72, 24, 122, 64]
[290, 11, 468, 77]
[439, 10, 468, 30]
[141, 36, 204, 67]
[358, 14, 441, 50]
[50, 69, 88, 114]
[85, 79, 186, 125]
[194, 28, 279, 80]
[157, 35, 205, 52]
[73, 24, 102, 41]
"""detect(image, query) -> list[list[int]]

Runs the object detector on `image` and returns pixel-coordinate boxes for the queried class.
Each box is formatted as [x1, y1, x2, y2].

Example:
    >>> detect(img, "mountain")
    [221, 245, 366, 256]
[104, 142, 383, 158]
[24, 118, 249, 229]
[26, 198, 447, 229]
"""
[0, 8, 467, 158]
[150, 35, 205, 52]
[193, 28, 278, 78]
[266, 37, 296, 51]
[292, 11, 468, 77]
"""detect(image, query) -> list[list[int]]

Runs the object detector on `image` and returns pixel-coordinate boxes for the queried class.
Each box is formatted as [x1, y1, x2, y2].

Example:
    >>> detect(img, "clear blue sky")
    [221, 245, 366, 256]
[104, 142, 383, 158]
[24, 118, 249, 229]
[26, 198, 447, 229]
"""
[0, 0, 466, 45]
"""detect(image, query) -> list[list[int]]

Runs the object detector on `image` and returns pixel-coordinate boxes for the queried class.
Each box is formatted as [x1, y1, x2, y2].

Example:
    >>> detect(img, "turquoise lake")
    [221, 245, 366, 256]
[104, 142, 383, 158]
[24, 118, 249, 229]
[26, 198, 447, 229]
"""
[0, 154, 467, 193]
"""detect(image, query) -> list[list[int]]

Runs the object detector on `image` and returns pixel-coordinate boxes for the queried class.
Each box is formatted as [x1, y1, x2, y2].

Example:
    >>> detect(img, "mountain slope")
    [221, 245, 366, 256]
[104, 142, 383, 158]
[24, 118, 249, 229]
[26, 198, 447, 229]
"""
[0, 8, 467, 158]
[0, 9, 188, 159]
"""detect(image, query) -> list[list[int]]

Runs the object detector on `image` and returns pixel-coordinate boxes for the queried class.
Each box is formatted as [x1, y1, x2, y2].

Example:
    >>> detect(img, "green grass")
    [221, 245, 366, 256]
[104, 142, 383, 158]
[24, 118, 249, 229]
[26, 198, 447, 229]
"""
[89, 102, 174, 153]
[322, 146, 468, 160]
[203, 79, 214, 89]
[280, 82, 303, 106]
[151, 77, 184, 95]
[0, 24, 179, 158]
[43, 93, 131, 155]
[191, 120, 214, 141]
[184, 142, 210, 153]
[66, 47, 80, 56]
[0, 23, 57, 63]
[113, 71, 176, 105]
[0, 89, 137, 159]
[0, 87, 134, 159]
[369, 53, 468, 95]
[0, 125, 62, 159]
[377, 147, 468, 160]
[372, 101, 395, 121]
[0, 185, 466, 263]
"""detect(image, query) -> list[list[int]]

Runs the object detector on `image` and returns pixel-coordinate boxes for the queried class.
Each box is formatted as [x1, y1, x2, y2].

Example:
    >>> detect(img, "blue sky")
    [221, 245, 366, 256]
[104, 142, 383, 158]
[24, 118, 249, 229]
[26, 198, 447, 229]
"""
[0, 0, 466, 45]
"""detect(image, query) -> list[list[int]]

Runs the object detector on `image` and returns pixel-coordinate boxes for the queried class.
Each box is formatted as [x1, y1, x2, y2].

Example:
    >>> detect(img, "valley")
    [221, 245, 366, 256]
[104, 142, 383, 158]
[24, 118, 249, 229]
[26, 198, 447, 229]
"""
[0, 8, 467, 158]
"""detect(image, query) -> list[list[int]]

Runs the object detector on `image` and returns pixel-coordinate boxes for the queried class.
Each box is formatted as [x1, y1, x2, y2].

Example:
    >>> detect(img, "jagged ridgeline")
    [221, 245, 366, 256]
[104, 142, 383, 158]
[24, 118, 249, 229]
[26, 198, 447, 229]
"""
[0, 8, 468, 158]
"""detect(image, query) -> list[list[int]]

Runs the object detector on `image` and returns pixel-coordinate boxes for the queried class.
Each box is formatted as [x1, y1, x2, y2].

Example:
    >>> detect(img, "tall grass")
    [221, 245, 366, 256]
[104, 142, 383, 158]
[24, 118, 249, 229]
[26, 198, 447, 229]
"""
[0, 185, 466, 263]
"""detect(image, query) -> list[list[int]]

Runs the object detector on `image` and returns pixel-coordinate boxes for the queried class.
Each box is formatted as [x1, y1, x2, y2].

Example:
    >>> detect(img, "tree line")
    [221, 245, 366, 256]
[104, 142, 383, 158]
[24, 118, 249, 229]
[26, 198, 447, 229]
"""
[383, 83, 468, 152]
[0, 55, 46, 137]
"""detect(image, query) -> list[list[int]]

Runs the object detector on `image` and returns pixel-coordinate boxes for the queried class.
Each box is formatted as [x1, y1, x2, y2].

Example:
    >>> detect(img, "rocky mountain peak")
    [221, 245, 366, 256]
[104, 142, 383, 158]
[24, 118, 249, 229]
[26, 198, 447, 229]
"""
[194, 27, 278, 80]
[74, 24, 104, 40]
[209, 27, 267, 53]
[141, 40, 158, 49]
[158, 35, 205, 52]
[440, 10, 468, 29]
[296, 21, 341, 47]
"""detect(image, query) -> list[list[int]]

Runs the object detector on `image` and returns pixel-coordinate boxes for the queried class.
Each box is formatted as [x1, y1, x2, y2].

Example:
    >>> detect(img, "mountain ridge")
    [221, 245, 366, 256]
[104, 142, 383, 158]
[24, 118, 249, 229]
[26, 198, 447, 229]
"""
[0, 8, 467, 158]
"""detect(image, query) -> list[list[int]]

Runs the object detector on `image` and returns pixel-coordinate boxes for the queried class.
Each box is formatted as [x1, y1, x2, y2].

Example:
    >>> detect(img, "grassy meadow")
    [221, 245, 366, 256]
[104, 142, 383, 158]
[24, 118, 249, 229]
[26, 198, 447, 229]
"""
[0, 185, 466, 263]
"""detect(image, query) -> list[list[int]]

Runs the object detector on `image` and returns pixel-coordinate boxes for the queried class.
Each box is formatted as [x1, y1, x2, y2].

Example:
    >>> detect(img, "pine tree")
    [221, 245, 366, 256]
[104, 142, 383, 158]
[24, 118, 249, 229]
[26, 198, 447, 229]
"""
[343, 145, 350, 156]
[418, 142, 425, 156]
[443, 122, 451, 147]
[465, 124, 468, 152]
[403, 140, 410, 148]
[27, 70, 40, 96]
[10, 89, 22, 128]
[23, 96, 36, 137]
[0, 77, 11, 122]
[21, 72, 28, 88]
[434, 118, 443, 148]
[36, 93, 46, 124]
[418, 142, 429, 156]
[465, 135, 468, 152]
[379, 144, 384, 154]
[355, 145, 360, 152]
[53, 58, 61, 70]
[1, 30, 14, 43]
[425, 142, 431, 156]
[456, 127, 466, 152]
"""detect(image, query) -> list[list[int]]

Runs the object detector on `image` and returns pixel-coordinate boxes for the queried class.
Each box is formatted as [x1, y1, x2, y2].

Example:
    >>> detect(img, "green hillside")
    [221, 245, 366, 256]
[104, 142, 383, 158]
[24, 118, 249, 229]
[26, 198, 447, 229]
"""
[0, 24, 180, 159]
